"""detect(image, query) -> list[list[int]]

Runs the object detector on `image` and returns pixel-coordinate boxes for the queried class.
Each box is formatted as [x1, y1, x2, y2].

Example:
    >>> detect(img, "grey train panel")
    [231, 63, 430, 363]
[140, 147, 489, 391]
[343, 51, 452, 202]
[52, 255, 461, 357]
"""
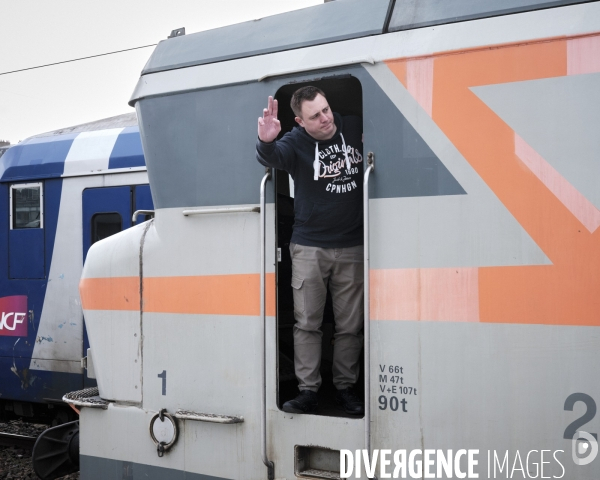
[388, 0, 596, 31]
[137, 64, 465, 209]
[364, 63, 550, 269]
[136, 82, 276, 208]
[80, 456, 230, 480]
[371, 320, 600, 479]
[472, 73, 600, 210]
[355, 67, 466, 198]
[142, 0, 391, 75]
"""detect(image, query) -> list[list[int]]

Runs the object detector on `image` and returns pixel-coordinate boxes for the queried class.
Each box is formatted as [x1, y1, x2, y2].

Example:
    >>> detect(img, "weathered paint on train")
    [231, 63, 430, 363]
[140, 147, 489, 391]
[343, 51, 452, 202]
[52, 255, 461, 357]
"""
[77, 1, 600, 478]
[0, 114, 153, 422]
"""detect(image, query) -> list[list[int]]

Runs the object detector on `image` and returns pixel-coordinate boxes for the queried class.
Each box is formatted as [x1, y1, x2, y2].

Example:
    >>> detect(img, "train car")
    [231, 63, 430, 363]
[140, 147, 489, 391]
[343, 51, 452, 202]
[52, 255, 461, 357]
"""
[69, 1, 600, 479]
[0, 113, 153, 424]
[0, 145, 10, 159]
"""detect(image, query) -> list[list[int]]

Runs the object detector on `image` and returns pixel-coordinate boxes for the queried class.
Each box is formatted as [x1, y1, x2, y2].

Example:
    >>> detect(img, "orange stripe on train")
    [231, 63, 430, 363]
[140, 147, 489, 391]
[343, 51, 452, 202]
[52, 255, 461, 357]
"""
[80, 274, 276, 316]
[80, 277, 140, 311]
[387, 35, 600, 327]
[370, 268, 479, 322]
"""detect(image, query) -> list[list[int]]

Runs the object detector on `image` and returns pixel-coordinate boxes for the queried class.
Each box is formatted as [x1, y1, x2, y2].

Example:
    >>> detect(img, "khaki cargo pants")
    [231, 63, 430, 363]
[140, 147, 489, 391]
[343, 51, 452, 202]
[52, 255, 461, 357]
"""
[290, 243, 364, 392]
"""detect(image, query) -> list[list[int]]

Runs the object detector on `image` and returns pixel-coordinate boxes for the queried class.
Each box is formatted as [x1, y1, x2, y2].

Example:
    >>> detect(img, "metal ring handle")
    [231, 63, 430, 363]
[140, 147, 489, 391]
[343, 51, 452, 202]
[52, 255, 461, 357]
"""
[149, 409, 179, 457]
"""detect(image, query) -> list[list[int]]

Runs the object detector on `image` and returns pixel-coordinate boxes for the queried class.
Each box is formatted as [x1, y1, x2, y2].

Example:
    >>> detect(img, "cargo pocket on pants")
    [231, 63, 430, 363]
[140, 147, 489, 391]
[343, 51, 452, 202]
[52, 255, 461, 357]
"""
[291, 274, 305, 315]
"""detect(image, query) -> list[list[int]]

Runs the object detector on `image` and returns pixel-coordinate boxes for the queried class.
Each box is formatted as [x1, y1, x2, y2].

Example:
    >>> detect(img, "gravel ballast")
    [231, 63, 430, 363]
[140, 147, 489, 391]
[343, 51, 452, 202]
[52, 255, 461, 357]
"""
[0, 420, 80, 480]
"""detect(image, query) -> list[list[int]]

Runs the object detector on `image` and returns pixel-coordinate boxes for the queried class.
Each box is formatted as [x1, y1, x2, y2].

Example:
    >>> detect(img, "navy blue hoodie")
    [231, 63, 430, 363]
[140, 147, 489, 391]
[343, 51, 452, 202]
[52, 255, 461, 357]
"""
[256, 113, 363, 248]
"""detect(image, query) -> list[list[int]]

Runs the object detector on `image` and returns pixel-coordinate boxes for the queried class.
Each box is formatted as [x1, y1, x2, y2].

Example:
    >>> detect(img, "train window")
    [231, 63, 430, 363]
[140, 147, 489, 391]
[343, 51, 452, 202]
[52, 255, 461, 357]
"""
[10, 183, 43, 229]
[91, 213, 122, 245]
[388, 0, 592, 31]
[274, 75, 364, 417]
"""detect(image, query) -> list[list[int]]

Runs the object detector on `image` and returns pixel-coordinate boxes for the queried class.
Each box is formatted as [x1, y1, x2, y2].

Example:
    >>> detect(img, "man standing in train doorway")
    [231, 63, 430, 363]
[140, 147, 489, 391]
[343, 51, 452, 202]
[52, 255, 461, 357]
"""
[256, 87, 364, 415]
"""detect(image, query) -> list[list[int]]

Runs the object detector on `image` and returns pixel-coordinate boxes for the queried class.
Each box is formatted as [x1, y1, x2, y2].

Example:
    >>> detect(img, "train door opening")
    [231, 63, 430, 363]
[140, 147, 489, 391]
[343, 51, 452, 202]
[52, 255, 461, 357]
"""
[273, 75, 364, 417]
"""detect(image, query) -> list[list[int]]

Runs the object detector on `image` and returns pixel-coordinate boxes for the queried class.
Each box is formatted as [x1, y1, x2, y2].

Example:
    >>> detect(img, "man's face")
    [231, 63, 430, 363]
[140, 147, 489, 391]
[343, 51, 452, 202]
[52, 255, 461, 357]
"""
[295, 94, 336, 141]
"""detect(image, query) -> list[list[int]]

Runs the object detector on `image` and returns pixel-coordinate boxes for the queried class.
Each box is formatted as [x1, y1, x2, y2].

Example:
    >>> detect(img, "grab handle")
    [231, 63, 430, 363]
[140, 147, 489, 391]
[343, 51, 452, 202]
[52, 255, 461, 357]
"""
[363, 152, 375, 478]
[260, 168, 275, 480]
[132, 210, 154, 223]
[183, 206, 260, 216]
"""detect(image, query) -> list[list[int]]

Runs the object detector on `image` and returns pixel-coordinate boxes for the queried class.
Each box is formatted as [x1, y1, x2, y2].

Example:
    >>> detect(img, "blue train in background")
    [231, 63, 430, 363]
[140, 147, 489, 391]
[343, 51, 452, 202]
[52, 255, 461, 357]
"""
[0, 113, 153, 424]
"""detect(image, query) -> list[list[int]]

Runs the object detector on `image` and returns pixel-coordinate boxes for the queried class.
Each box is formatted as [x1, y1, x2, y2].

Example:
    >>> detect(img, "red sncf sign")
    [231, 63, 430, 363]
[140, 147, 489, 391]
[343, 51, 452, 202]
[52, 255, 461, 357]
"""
[0, 296, 28, 337]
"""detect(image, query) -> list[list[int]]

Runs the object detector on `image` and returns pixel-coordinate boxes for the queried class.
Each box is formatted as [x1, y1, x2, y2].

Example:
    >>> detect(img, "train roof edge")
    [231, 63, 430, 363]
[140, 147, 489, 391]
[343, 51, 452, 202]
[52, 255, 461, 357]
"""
[0, 112, 146, 183]
[140, 0, 391, 76]
[29, 112, 138, 139]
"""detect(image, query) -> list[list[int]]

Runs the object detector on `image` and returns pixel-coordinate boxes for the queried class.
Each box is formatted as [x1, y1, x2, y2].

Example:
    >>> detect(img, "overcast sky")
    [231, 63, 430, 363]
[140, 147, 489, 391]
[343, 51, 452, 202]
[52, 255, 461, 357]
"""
[0, 0, 322, 143]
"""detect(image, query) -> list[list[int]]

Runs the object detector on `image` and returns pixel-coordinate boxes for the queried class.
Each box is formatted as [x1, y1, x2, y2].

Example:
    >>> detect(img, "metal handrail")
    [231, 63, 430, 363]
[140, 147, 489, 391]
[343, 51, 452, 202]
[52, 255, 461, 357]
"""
[183, 206, 260, 216]
[260, 168, 275, 480]
[132, 210, 155, 223]
[363, 152, 375, 478]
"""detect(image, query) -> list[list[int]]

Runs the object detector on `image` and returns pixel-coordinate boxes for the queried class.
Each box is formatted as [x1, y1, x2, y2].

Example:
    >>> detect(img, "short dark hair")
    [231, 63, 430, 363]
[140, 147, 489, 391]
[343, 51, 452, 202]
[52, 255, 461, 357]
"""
[290, 86, 326, 118]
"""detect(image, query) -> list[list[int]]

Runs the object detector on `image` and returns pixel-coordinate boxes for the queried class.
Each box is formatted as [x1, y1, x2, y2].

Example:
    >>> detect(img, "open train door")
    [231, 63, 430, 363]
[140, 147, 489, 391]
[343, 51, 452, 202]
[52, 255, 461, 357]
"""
[265, 66, 383, 479]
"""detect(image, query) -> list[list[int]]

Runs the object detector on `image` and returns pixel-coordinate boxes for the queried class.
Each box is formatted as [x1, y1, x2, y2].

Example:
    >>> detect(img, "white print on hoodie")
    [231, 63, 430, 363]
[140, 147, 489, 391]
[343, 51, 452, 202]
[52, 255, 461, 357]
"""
[313, 133, 363, 181]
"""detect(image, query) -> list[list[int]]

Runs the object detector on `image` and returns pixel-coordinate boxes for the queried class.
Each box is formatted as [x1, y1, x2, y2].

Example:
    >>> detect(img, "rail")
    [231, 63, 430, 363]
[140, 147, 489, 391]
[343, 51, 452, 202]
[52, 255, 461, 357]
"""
[183, 206, 260, 216]
[0, 432, 37, 451]
[259, 168, 275, 480]
[363, 152, 375, 478]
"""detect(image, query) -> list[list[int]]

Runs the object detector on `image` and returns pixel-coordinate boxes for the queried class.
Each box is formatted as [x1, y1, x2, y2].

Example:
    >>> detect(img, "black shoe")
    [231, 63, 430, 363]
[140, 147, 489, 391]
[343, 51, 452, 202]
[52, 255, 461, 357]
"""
[282, 390, 318, 414]
[335, 388, 364, 415]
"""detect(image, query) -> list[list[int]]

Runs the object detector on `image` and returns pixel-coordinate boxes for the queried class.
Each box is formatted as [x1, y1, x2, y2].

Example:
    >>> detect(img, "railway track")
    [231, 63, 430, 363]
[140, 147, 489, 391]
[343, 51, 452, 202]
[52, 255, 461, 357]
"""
[0, 431, 38, 450]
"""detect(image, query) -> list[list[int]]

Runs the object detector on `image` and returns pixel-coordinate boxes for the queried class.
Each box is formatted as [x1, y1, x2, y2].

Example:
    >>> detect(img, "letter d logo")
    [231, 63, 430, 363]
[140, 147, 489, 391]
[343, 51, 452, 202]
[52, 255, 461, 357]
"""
[572, 431, 598, 466]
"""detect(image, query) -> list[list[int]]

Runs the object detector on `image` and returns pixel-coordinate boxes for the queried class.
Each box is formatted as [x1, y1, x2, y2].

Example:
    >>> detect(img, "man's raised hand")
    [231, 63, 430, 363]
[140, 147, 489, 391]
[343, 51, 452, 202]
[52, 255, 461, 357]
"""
[258, 96, 281, 143]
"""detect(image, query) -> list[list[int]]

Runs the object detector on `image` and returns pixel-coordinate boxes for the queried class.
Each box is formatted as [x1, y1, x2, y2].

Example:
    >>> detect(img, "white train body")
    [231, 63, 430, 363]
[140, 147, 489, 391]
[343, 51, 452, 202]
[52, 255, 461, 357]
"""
[77, 1, 600, 479]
